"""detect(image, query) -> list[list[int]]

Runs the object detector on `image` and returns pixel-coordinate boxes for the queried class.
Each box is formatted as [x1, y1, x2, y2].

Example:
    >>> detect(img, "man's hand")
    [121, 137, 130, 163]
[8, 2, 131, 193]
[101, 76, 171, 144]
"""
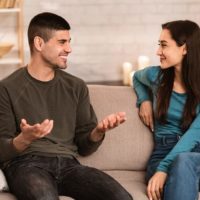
[20, 119, 54, 142]
[147, 171, 167, 200]
[13, 119, 54, 152]
[139, 101, 154, 132]
[90, 112, 127, 142]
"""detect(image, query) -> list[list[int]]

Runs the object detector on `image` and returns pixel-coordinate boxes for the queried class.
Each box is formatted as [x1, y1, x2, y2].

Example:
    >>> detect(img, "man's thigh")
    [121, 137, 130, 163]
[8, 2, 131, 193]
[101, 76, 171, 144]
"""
[59, 162, 132, 200]
[4, 156, 59, 200]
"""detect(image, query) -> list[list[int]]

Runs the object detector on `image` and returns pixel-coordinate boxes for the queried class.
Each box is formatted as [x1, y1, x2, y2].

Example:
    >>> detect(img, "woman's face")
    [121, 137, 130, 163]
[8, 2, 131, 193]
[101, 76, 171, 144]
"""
[156, 29, 187, 70]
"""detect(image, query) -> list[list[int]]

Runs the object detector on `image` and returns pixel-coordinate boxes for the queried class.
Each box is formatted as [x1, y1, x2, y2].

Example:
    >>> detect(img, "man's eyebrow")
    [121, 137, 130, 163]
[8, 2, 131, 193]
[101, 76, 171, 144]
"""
[58, 38, 71, 42]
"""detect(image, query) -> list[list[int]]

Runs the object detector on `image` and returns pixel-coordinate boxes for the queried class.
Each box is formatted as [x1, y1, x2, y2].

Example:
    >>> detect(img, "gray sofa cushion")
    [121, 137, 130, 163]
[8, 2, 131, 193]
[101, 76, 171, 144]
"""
[79, 85, 154, 171]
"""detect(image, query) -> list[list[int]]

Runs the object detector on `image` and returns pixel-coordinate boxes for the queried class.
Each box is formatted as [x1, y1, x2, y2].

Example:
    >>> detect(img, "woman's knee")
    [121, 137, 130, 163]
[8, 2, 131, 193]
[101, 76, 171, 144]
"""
[171, 152, 197, 174]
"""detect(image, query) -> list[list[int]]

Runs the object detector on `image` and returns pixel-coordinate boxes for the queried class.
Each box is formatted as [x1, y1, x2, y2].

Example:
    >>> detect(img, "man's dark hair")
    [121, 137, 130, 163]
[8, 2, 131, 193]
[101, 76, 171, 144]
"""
[28, 12, 71, 53]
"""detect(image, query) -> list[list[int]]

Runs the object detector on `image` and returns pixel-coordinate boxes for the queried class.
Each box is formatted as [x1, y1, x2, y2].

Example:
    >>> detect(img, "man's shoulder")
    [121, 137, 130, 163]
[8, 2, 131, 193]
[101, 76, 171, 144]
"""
[57, 69, 86, 88]
[0, 67, 26, 96]
[1, 67, 25, 86]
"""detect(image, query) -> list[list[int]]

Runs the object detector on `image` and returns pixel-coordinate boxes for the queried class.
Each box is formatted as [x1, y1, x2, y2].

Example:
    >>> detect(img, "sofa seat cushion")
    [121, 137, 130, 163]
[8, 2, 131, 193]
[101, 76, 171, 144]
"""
[0, 193, 74, 200]
[105, 170, 148, 200]
[0, 193, 17, 200]
[59, 197, 74, 200]
[0, 170, 8, 192]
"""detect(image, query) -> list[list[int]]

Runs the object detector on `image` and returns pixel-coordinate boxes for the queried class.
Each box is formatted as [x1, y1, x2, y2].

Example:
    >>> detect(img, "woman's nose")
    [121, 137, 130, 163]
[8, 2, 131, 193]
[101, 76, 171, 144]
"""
[156, 46, 162, 56]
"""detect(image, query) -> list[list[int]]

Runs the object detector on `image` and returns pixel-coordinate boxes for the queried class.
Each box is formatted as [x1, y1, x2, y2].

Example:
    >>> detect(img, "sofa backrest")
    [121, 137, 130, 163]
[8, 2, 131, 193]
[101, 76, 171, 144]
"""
[78, 85, 154, 171]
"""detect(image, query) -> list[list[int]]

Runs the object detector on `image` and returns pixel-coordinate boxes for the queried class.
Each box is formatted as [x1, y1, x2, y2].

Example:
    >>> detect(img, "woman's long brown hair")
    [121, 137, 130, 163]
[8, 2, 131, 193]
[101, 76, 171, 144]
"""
[156, 20, 200, 131]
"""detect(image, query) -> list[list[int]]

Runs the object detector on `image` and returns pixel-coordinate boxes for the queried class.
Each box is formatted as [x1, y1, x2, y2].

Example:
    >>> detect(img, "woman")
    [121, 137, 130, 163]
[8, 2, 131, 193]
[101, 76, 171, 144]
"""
[133, 20, 200, 200]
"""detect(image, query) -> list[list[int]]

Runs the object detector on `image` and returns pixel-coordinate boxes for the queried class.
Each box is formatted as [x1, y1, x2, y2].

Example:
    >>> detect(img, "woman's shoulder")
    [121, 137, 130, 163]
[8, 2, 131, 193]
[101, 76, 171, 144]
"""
[140, 65, 161, 83]
[146, 65, 161, 75]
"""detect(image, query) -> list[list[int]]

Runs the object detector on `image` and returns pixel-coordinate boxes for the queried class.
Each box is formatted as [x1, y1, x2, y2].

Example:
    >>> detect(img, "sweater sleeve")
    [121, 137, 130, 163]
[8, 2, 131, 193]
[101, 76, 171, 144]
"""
[0, 83, 20, 164]
[133, 66, 160, 107]
[74, 83, 103, 156]
[157, 110, 200, 173]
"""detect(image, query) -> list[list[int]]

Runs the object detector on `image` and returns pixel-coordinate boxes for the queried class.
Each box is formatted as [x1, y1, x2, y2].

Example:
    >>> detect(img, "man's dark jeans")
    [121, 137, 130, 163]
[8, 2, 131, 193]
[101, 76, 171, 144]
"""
[3, 154, 132, 200]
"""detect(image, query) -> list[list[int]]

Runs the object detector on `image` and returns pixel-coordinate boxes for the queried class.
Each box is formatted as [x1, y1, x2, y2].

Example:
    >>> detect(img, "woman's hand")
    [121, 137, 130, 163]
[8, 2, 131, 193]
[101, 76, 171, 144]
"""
[147, 171, 167, 200]
[139, 101, 154, 131]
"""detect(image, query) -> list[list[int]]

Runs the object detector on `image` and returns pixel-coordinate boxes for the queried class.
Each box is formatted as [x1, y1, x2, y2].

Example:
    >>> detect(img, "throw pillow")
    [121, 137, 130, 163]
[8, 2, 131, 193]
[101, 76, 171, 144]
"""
[0, 170, 9, 192]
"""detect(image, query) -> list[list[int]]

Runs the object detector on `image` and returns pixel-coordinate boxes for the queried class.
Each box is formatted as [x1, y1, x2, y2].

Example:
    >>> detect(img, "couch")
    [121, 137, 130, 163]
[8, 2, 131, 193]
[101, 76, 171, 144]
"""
[0, 85, 155, 200]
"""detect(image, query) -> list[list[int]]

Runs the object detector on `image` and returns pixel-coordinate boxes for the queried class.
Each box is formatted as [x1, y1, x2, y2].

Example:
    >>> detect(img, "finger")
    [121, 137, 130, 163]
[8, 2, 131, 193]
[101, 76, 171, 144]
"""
[97, 121, 104, 130]
[107, 115, 121, 129]
[143, 115, 152, 129]
[118, 114, 127, 123]
[116, 112, 126, 118]
[149, 116, 154, 132]
[159, 186, 163, 200]
[107, 115, 114, 127]
[139, 109, 143, 119]
[147, 183, 153, 200]
[139, 109, 146, 123]
[45, 120, 54, 133]
[116, 115, 121, 126]
[142, 115, 148, 126]
[151, 190, 159, 200]
[145, 116, 150, 126]
[96, 120, 107, 133]
[149, 180, 158, 200]
[40, 119, 55, 135]
[114, 112, 126, 124]
[159, 186, 163, 195]
[20, 119, 28, 129]
[32, 123, 41, 133]
[155, 189, 161, 200]
[45, 123, 54, 134]
[40, 119, 50, 127]
[38, 119, 51, 132]
[102, 119, 108, 130]
[21, 118, 27, 125]
[41, 120, 53, 135]
[154, 183, 161, 200]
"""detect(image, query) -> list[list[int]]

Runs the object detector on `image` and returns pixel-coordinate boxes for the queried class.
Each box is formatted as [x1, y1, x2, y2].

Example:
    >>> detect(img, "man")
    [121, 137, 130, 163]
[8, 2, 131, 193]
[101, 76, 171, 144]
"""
[0, 12, 132, 200]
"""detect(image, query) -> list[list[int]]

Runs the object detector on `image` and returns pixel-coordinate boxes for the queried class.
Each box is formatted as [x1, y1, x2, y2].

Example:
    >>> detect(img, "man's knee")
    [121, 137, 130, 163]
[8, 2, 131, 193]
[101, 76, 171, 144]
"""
[7, 168, 59, 200]
[114, 190, 133, 200]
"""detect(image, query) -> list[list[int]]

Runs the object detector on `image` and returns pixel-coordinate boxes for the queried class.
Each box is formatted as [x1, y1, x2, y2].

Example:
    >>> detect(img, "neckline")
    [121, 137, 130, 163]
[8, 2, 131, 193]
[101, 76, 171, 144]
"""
[24, 67, 59, 86]
[172, 90, 186, 96]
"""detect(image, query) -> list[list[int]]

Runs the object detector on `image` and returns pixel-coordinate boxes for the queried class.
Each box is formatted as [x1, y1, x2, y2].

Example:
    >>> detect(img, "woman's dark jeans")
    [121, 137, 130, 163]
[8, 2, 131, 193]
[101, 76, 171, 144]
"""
[145, 135, 180, 182]
[3, 155, 132, 200]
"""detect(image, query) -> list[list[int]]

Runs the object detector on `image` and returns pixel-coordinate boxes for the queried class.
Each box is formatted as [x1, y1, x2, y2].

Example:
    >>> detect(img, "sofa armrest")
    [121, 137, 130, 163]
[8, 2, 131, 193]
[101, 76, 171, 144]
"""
[0, 170, 9, 192]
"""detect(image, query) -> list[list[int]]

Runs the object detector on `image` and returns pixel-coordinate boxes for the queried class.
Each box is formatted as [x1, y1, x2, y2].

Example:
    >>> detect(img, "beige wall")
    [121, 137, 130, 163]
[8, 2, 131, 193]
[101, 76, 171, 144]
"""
[1, 0, 200, 81]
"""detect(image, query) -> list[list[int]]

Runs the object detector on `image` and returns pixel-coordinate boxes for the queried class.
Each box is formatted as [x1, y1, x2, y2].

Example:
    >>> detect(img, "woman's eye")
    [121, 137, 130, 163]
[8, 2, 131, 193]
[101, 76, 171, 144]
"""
[158, 43, 167, 48]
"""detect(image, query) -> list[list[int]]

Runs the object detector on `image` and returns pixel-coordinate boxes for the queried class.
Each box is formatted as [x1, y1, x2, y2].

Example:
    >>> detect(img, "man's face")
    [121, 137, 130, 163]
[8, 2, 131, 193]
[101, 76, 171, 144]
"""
[41, 30, 72, 70]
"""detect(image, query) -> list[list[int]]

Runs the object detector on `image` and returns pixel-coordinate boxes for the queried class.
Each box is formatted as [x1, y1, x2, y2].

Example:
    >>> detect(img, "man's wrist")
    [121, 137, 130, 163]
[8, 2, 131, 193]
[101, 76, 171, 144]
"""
[89, 128, 105, 142]
[12, 133, 31, 152]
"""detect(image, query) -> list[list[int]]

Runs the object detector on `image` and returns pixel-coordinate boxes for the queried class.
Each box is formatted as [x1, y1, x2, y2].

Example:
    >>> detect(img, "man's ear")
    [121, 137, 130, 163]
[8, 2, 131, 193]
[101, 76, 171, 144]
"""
[182, 44, 187, 55]
[34, 36, 44, 52]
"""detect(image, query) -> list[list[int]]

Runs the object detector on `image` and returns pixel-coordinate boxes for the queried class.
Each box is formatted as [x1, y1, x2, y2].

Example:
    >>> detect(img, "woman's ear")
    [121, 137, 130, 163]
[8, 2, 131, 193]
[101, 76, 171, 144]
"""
[182, 44, 187, 55]
[33, 36, 44, 52]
